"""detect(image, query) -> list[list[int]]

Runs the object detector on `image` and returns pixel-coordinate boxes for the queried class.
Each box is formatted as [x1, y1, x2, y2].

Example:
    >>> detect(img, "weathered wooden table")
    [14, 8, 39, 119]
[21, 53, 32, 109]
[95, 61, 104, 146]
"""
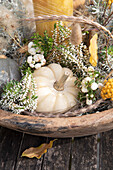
[0, 126, 113, 170]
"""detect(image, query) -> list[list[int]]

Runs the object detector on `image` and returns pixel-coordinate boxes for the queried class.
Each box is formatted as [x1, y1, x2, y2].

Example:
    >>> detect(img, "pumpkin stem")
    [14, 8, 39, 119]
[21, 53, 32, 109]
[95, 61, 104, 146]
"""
[53, 71, 70, 91]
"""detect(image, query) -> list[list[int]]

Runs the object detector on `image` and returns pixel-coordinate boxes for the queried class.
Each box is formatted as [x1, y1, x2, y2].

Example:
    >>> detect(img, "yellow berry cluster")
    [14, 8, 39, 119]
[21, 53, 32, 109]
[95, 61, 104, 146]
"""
[108, 0, 113, 5]
[101, 78, 113, 101]
[105, 0, 113, 7]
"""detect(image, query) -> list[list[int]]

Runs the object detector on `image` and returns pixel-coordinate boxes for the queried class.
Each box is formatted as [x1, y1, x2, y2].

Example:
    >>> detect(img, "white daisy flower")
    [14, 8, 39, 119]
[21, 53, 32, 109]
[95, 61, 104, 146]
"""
[91, 82, 98, 90]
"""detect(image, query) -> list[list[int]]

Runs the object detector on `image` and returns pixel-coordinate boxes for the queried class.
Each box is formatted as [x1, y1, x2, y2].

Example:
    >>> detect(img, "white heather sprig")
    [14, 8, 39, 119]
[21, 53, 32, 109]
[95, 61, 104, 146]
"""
[0, 70, 38, 114]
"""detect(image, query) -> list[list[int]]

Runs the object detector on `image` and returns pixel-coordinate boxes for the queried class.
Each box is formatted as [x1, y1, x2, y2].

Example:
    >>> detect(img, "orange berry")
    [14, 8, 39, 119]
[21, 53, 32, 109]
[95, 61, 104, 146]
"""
[107, 89, 110, 93]
[111, 89, 113, 93]
[108, 78, 113, 83]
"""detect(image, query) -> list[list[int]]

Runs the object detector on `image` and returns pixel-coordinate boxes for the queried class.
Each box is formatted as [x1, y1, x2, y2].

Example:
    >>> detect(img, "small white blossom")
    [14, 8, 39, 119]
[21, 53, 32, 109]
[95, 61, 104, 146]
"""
[34, 54, 41, 62]
[87, 66, 94, 72]
[28, 48, 36, 55]
[90, 94, 94, 98]
[28, 42, 34, 49]
[81, 86, 88, 93]
[27, 56, 32, 64]
[86, 98, 92, 105]
[35, 63, 41, 69]
[41, 58, 46, 66]
[82, 77, 92, 85]
[29, 63, 35, 68]
[95, 74, 99, 77]
[91, 82, 98, 90]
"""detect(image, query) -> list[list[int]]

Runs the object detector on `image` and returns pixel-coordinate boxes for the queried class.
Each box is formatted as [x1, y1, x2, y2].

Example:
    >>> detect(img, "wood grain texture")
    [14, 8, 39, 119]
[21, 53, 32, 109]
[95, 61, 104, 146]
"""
[71, 135, 97, 170]
[42, 138, 71, 170]
[0, 127, 22, 170]
[15, 134, 47, 170]
[0, 126, 113, 170]
[0, 109, 113, 138]
[99, 130, 113, 170]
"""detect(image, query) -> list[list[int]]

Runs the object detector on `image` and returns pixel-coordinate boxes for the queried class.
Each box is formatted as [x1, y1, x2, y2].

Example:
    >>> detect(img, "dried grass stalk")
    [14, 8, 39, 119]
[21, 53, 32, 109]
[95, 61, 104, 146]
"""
[22, 15, 113, 38]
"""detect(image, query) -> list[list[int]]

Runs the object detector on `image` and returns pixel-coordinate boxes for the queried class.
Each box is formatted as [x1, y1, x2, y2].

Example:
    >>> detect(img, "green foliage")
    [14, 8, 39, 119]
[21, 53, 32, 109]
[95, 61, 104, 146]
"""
[32, 31, 53, 58]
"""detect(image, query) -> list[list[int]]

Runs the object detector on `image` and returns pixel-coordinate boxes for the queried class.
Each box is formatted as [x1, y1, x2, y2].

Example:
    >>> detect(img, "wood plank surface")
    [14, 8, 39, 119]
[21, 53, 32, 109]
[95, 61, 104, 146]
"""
[15, 134, 47, 170]
[71, 135, 98, 170]
[0, 127, 22, 170]
[99, 130, 113, 170]
[42, 138, 72, 170]
[0, 126, 113, 170]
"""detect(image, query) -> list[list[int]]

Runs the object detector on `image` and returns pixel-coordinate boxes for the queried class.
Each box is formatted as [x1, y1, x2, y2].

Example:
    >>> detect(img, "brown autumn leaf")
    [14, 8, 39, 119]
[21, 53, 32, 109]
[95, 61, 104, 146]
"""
[89, 33, 98, 67]
[21, 139, 57, 159]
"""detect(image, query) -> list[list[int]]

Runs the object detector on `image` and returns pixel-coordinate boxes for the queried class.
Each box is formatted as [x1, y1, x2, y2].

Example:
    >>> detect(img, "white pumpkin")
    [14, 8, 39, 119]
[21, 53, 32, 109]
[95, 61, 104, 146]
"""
[33, 63, 78, 113]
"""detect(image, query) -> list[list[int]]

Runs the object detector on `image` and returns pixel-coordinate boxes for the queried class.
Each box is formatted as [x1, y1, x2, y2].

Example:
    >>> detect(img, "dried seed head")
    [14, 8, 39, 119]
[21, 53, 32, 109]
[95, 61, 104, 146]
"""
[70, 23, 82, 46]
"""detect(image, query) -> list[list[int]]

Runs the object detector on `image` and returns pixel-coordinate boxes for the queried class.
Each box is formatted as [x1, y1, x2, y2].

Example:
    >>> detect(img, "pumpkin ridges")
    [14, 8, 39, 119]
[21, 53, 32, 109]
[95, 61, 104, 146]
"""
[33, 63, 78, 113]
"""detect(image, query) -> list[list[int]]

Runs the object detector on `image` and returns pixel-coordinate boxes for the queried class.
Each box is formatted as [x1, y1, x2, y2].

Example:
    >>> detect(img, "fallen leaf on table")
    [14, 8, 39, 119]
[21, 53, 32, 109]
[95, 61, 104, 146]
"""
[21, 139, 57, 159]
[89, 33, 98, 67]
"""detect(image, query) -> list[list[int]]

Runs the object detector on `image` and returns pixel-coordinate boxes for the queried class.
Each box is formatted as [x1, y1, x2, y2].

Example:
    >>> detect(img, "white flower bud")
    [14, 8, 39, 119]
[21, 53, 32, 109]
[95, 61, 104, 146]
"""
[41, 59, 46, 66]
[27, 56, 32, 64]
[91, 82, 98, 90]
[86, 98, 92, 105]
[34, 54, 40, 62]
[90, 94, 94, 98]
[81, 86, 88, 93]
[82, 77, 92, 85]
[28, 48, 36, 55]
[29, 63, 35, 68]
[87, 66, 94, 72]
[35, 63, 41, 69]
[85, 77, 92, 82]
[28, 42, 34, 49]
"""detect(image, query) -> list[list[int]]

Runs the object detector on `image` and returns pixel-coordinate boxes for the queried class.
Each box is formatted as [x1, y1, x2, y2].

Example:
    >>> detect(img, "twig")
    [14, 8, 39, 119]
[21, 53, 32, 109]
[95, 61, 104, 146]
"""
[3, 27, 24, 49]
[103, 11, 113, 26]
[105, 38, 111, 68]
[103, 0, 109, 19]
[23, 99, 104, 118]
[21, 15, 113, 39]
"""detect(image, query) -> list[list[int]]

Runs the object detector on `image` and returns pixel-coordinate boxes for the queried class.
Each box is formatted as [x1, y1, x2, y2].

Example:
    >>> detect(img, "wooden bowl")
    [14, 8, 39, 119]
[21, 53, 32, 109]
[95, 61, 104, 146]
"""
[0, 108, 113, 138]
[0, 16, 113, 138]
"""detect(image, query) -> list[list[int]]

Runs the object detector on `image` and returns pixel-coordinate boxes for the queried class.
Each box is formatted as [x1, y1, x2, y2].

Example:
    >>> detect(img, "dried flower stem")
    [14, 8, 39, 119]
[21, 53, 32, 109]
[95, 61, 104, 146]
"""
[103, 11, 113, 26]
[3, 28, 24, 49]
[22, 15, 113, 38]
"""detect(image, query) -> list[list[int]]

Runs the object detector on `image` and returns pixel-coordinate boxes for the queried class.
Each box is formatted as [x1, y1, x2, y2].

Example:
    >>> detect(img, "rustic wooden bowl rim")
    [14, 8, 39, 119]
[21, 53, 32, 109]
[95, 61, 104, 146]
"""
[0, 108, 113, 138]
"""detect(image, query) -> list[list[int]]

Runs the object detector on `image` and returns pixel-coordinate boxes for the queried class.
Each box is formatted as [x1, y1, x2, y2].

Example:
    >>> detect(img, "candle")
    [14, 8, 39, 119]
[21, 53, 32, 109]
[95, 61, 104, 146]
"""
[33, 0, 73, 36]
